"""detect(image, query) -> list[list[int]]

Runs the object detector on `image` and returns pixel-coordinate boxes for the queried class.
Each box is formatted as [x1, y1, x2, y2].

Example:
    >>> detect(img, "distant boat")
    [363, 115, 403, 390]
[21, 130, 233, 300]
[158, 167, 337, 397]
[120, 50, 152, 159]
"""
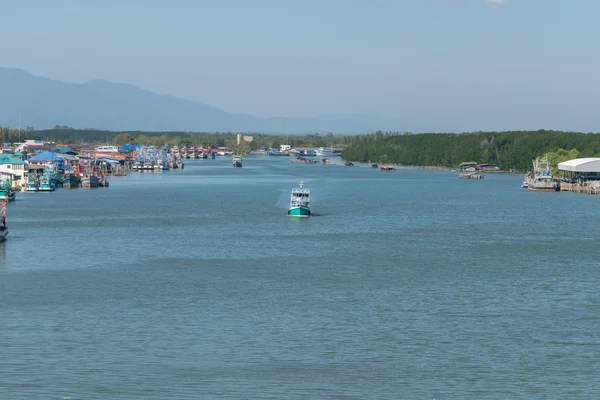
[288, 181, 311, 217]
[233, 155, 242, 168]
[380, 166, 396, 171]
[315, 147, 339, 157]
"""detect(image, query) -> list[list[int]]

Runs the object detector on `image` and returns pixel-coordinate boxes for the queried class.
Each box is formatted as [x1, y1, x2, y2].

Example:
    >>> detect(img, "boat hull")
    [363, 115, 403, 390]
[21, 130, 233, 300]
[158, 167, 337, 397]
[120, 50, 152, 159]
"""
[81, 175, 99, 188]
[288, 205, 311, 217]
[0, 192, 15, 201]
[0, 228, 7, 242]
[62, 175, 81, 188]
[39, 184, 55, 192]
[527, 186, 557, 191]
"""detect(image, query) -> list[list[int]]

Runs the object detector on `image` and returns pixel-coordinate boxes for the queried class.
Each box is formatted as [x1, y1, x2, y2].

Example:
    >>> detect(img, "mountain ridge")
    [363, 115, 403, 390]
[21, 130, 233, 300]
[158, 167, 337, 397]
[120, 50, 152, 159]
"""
[0, 67, 420, 133]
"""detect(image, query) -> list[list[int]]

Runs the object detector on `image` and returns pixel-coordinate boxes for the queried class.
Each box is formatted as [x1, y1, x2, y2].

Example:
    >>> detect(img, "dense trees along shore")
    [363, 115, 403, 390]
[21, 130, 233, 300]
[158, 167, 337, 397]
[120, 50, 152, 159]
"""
[340, 130, 600, 171]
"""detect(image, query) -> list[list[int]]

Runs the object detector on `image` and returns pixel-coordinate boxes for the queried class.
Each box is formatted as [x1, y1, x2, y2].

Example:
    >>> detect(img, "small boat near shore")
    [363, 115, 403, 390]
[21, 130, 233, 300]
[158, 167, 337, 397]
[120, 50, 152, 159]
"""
[288, 181, 311, 217]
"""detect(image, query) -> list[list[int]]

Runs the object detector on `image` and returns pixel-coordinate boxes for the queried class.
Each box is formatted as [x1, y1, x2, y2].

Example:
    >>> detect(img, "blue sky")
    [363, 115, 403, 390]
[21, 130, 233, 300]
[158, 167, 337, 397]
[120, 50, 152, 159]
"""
[1, 0, 599, 132]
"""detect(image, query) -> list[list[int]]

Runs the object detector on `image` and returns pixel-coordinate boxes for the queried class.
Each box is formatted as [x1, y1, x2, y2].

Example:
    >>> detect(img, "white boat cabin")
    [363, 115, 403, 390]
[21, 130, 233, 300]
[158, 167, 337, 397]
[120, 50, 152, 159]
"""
[290, 188, 310, 206]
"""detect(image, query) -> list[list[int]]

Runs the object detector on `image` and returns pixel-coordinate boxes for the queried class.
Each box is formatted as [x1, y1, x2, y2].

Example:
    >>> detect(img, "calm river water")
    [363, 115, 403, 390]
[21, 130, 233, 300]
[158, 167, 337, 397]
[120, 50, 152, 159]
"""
[1, 156, 599, 399]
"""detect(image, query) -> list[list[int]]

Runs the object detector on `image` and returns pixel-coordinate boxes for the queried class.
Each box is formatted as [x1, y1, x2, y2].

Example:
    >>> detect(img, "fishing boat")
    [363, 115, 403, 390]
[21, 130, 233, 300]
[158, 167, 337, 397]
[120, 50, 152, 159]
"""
[233, 155, 242, 168]
[0, 181, 15, 201]
[39, 174, 55, 191]
[81, 174, 99, 188]
[315, 147, 339, 157]
[288, 181, 311, 217]
[0, 199, 8, 241]
[26, 174, 40, 192]
[62, 174, 81, 188]
[526, 157, 558, 191]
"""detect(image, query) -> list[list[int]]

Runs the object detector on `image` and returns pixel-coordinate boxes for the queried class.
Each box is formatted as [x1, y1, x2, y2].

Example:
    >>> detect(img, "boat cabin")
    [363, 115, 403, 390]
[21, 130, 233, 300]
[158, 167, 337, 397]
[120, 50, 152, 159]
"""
[290, 188, 310, 206]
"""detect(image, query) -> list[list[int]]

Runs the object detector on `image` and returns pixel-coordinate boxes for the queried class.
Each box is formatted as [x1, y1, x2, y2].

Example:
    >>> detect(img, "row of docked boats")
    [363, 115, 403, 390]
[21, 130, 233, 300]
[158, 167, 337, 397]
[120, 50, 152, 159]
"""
[252, 147, 342, 157]
[178, 145, 217, 159]
[25, 161, 108, 192]
[131, 145, 186, 171]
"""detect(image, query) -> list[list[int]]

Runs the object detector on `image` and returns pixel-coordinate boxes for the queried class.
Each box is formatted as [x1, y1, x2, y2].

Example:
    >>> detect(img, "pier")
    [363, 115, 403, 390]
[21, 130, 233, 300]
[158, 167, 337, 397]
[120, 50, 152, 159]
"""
[558, 181, 600, 195]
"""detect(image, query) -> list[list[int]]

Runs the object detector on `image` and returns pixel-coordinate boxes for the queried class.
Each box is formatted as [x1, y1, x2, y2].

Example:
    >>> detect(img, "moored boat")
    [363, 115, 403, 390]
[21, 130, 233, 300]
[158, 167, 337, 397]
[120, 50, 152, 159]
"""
[526, 157, 558, 191]
[62, 174, 81, 188]
[288, 181, 311, 217]
[81, 174, 99, 188]
[0, 199, 8, 241]
[39, 175, 55, 191]
[0, 181, 16, 201]
[26, 174, 40, 192]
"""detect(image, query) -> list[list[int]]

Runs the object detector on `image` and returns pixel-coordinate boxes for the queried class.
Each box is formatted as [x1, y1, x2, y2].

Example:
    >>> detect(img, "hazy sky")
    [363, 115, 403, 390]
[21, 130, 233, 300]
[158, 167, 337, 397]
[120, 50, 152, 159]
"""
[1, 0, 599, 132]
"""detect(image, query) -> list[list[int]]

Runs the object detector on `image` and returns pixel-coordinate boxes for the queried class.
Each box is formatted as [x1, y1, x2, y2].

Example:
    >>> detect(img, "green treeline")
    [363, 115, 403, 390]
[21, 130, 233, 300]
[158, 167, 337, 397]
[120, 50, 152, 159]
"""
[11, 126, 600, 171]
[341, 130, 600, 171]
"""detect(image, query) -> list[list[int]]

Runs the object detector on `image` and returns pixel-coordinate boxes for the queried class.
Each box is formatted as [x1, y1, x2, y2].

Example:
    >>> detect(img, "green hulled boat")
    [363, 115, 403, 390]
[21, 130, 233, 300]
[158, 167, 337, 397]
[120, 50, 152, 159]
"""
[288, 181, 311, 217]
[0, 180, 15, 202]
[62, 174, 81, 188]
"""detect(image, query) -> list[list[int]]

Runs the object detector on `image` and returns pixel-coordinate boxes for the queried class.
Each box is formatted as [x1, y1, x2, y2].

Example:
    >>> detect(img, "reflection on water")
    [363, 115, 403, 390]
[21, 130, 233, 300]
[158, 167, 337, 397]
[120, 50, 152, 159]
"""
[0, 242, 5, 267]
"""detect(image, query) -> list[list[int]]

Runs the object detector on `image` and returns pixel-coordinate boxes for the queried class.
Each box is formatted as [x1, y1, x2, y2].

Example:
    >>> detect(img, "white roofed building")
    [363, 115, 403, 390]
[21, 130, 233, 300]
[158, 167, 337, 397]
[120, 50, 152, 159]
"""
[558, 158, 600, 173]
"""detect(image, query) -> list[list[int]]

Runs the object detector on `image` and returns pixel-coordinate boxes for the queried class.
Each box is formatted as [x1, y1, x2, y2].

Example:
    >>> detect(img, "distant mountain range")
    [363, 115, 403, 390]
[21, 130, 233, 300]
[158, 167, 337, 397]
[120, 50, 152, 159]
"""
[0, 67, 421, 134]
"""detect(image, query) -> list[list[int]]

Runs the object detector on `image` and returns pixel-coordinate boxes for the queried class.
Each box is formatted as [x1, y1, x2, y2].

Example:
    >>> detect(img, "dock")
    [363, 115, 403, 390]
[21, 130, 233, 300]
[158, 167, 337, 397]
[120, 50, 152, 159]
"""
[558, 181, 600, 195]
